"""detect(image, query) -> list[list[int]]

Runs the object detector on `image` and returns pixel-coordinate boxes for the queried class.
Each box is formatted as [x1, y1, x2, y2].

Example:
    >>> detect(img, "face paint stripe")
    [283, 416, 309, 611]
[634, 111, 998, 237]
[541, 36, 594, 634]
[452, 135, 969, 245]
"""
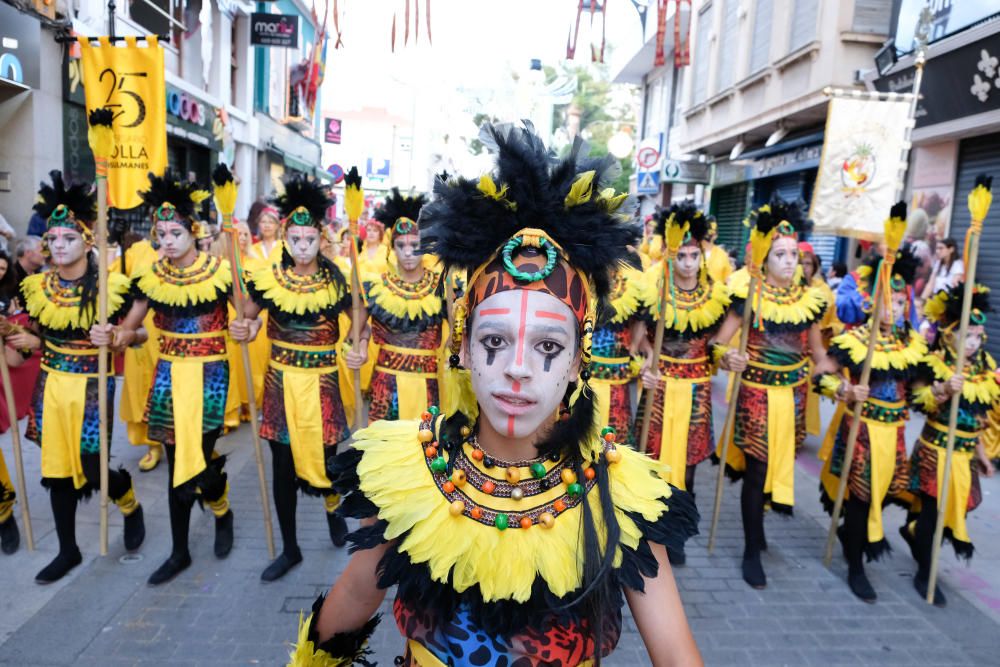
[515, 291, 529, 366]
[480, 308, 511, 316]
[535, 310, 567, 321]
[507, 415, 515, 437]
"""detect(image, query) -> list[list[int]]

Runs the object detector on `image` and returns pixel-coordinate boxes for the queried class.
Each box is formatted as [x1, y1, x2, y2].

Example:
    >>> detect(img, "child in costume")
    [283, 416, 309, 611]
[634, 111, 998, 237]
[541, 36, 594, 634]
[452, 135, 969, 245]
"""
[111, 172, 235, 585]
[361, 189, 447, 423]
[19, 171, 145, 583]
[639, 202, 730, 504]
[902, 280, 998, 606]
[815, 233, 926, 603]
[287, 124, 700, 666]
[229, 173, 353, 581]
[712, 198, 827, 590]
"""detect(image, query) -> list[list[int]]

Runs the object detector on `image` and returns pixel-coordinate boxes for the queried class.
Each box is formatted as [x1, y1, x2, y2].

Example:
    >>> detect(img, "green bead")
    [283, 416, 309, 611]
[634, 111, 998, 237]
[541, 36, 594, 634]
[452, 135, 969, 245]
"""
[530, 462, 547, 479]
[495, 513, 509, 531]
[567, 483, 583, 498]
[428, 406, 440, 416]
[430, 457, 448, 473]
[600, 426, 615, 437]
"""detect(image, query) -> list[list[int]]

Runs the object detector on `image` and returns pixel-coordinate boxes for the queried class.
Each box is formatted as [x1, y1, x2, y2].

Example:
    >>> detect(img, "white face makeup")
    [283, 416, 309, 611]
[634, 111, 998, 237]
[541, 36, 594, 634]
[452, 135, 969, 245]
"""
[45, 227, 87, 267]
[468, 290, 580, 441]
[890, 290, 908, 326]
[766, 236, 799, 284]
[674, 244, 702, 282]
[258, 214, 279, 242]
[286, 225, 321, 266]
[393, 233, 422, 272]
[156, 220, 195, 260]
[964, 324, 985, 356]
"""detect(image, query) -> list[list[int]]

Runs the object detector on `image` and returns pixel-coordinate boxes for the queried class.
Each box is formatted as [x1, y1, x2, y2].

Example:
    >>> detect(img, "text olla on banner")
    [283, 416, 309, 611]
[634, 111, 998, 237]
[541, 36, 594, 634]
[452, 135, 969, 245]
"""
[809, 96, 911, 240]
[79, 36, 167, 210]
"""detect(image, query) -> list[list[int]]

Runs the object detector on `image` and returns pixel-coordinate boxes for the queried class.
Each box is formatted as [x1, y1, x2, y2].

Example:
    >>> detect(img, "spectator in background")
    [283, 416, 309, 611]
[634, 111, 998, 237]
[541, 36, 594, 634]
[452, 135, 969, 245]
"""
[13, 236, 45, 285]
[827, 261, 847, 292]
[26, 212, 46, 237]
[0, 250, 17, 314]
[0, 212, 15, 253]
[921, 237, 963, 301]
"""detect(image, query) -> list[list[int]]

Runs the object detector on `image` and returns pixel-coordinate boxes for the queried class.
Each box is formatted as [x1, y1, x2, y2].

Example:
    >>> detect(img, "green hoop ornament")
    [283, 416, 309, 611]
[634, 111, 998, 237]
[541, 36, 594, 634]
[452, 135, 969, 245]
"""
[289, 208, 312, 226]
[502, 236, 558, 283]
[155, 203, 177, 221]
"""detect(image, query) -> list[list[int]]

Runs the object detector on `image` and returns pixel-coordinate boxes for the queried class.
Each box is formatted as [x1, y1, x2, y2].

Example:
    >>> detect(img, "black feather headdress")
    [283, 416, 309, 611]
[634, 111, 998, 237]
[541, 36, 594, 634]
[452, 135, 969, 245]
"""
[748, 195, 810, 237]
[421, 123, 639, 304]
[34, 170, 96, 230]
[271, 175, 332, 228]
[925, 282, 992, 328]
[652, 199, 708, 244]
[140, 170, 210, 230]
[374, 188, 427, 240]
[863, 242, 919, 290]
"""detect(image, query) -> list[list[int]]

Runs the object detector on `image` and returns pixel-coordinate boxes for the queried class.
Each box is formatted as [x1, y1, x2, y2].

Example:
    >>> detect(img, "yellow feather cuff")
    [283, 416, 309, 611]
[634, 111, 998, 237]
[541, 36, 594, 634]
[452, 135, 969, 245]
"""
[912, 385, 940, 413]
[817, 373, 844, 399]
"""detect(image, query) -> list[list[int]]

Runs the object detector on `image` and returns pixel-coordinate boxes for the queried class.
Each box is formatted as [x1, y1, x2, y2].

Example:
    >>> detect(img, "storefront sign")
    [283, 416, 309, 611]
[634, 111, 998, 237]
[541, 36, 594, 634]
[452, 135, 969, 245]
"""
[874, 33, 1000, 130]
[662, 159, 710, 184]
[166, 85, 223, 151]
[750, 144, 822, 179]
[324, 117, 342, 144]
[251, 13, 299, 47]
[0, 3, 41, 88]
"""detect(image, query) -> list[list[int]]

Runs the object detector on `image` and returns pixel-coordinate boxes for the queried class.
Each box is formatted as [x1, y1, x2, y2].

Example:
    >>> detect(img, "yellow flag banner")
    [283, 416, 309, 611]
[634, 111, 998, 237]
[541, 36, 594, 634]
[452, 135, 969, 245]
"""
[809, 96, 911, 240]
[79, 36, 167, 209]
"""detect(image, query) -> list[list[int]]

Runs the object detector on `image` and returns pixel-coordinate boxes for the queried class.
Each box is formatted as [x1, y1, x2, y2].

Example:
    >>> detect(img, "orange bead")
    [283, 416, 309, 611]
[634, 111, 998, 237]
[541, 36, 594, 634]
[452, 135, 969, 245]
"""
[553, 499, 567, 513]
[519, 517, 532, 530]
[538, 512, 555, 529]
[443, 481, 455, 493]
[425, 446, 438, 458]
[470, 506, 483, 520]
[421, 411, 432, 422]
[481, 480, 496, 495]
[561, 469, 577, 485]
[451, 469, 467, 487]
[584, 467, 596, 480]
[603, 432, 615, 442]
[471, 449, 484, 461]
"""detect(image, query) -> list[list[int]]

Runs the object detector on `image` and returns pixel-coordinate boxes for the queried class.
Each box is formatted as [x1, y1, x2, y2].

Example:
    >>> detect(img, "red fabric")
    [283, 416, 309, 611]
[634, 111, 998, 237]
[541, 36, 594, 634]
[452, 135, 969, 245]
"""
[0, 313, 41, 434]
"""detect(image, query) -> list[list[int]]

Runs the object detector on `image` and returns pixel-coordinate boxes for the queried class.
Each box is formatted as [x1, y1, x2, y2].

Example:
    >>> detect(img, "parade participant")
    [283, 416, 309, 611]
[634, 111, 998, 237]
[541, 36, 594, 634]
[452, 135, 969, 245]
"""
[17, 172, 145, 583]
[639, 202, 730, 500]
[902, 282, 999, 606]
[703, 216, 733, 286]
[229, 175, 353, 581]
[119, 236, 164, 471]
[800, 241, 842, 437]
[815, 238, 925, 602]
[359, 214, 390, 276]
[712, 198, 826, 589]
[252, 205, 284, 263]
[110, 172, 235, 585]
[362, 188, 446, 423]
[288, 124, 700, 666]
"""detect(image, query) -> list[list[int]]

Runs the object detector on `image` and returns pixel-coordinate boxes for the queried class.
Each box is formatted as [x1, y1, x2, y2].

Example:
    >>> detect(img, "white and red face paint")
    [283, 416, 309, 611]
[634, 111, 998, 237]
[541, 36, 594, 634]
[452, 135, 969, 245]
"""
[45, 227, 87, 267]
[393, 232, 422, 272]
[156, 220, 195, 260]
[285, 225, 321, 266]
[468, 290, 580, 440]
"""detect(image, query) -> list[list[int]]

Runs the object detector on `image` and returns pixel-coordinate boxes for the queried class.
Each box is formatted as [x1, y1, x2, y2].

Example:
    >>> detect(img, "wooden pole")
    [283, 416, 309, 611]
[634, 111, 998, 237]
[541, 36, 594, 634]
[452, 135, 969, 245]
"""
[822, 291, 885, 566]
[706, 272, 757, 553]
[0, 336, 33, 550]
[95, 173, 110, 556]
[637, 259, 670, 454]
[349, 241, 365, 428]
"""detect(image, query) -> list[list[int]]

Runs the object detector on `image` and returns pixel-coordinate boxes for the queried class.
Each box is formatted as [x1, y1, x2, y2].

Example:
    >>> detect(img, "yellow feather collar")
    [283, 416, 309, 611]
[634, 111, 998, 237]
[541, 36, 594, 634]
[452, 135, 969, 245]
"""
[646, 264, 730, 333]
[351, 419, 675, 603]
[365, 268, 444, 322]
[135, 252, 231, 308]
[249, 263, 346, 317]
[21, 270, 131, 331]
[924, 349, 1000, 406]
[830, 325, 927, 374]
[728, 268, 826, 328]
[605, 267, 652, 324]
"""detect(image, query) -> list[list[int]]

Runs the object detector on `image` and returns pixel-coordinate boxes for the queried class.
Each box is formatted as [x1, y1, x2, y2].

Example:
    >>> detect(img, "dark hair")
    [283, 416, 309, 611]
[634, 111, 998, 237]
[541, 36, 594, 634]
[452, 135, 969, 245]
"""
[831, 261, 848, 278]
[937, 237, 959, 272]
[0, 250, 16, 308]
[246, 199, 268, 237]
[77, 250, 100, 327]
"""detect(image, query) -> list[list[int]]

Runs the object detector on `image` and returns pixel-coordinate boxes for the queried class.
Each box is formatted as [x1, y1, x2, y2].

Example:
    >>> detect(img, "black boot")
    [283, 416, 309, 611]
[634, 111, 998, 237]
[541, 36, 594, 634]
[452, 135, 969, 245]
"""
[913, 573, 947, 607]
[214, 510, 234, 558]
[899, 523, 917, 562]
[741, 553, 766, 589]
[327, 511, 348, 548]
[123, 506, 145, 552]
[0, 516, 19, 555]
[35, 548, 83, 584]
[843, 498, 876, 603]
[261, 548, 303, 582]
[741, 457, 768, 589]
[148, 551, 192, 586]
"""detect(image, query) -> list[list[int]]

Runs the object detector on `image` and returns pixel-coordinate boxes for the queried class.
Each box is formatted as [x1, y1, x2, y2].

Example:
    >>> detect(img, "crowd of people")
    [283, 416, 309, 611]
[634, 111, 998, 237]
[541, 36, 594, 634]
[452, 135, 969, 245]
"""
[0, 124, 995, 665]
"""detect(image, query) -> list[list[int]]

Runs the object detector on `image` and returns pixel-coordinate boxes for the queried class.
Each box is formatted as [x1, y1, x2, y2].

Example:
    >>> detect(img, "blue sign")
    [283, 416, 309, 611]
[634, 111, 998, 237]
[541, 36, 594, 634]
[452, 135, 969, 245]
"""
[636, 170, 660, 195]
[327, 163, 345, 184]
[366, 158, 390, 179]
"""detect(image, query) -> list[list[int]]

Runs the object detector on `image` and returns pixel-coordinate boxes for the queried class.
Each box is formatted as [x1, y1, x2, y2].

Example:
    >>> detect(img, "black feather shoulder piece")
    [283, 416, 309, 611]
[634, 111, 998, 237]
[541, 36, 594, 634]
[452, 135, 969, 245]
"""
[420, 123, 639, 302]
[140, 171, 209, 224]
[374, 187, 427, 231]
[34, 170, 96, 225]
[271, 175, 332, 225]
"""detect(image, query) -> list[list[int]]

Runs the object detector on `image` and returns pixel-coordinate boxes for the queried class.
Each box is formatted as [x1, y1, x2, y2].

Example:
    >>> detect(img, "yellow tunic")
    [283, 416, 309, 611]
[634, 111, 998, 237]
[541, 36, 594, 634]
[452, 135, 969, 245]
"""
[120, 240, 161, 446]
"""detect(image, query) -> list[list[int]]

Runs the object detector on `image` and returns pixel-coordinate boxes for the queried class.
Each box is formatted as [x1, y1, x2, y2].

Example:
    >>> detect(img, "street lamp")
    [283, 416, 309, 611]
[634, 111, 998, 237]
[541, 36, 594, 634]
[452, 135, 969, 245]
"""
[608, 129, 634, 159]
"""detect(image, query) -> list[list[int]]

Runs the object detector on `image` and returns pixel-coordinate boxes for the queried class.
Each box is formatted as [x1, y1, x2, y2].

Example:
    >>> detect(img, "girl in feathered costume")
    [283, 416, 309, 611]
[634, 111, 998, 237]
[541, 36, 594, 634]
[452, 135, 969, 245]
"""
[638, 202, 730, 523]
[229, 173, 353, 581]
[901, 280, 999, 606]
[357, 188, 448, 423]
[18, 171, 145, 583]
[815, 218, 927, 602]
[111, 171, 235, 585]
[287, 123, 700, 666]
[712, 197, 827, 590]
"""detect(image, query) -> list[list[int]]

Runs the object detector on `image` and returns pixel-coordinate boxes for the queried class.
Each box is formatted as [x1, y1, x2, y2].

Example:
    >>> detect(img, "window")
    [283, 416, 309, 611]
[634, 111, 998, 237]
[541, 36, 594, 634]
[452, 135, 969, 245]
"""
[129, 0, 185, 45]
[715, 0, 739, 91]
[852, 0, 892, 34]
[789, 0, 819, 52]
[749, 0, 773, 73]
[692, 4, 713, 104]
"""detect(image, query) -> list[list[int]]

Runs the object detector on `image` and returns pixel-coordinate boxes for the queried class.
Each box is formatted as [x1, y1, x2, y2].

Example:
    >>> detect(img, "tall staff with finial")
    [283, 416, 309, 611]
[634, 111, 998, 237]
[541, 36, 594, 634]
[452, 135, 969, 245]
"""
[87, 109, 114, 556]
[926, 176, 993, 602]
[213, 164, 276, 560]
[343, 167, 365, 427]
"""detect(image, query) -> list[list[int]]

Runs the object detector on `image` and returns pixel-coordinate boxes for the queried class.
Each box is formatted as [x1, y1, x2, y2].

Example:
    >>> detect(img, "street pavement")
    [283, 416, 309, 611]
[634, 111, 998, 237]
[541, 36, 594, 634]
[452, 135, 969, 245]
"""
[2, 377, 1000, 666]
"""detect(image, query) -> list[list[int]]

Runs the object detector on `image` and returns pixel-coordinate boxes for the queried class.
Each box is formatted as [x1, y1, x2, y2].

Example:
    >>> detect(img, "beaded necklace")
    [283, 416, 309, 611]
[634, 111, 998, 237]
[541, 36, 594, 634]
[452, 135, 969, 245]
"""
[151, 252, 221, 286]
[40, 271, 83, 308]
[382, 267, 437, 300]
[271, 263, 330, 295]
